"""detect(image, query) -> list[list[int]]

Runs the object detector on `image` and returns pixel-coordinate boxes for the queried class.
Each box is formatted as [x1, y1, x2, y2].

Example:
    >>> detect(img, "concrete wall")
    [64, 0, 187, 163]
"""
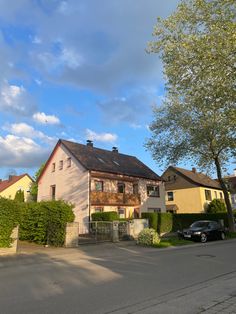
[0, 226, 19, 255]
[38, 144, 90, 226]
[0, 176, 32, 201]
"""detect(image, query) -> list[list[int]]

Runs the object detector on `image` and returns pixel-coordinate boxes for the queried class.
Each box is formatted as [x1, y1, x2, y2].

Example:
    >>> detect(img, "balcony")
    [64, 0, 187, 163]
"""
[90, 191, 141, 206]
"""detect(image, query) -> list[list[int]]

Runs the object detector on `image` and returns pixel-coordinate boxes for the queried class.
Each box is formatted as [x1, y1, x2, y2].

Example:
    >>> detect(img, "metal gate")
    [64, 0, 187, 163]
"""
[118, 221, 129, 240]
[78, 221, 113, 244]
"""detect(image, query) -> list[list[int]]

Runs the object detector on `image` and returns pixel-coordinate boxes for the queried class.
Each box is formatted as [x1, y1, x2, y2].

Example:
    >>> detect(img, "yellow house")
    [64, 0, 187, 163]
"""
[0, 174, 33, 201]
[162, 166, 225, 213]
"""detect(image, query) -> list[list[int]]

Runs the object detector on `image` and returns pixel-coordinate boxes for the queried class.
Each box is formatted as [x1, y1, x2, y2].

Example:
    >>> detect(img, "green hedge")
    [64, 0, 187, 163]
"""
[20, 200, 75, 246]
[141, 212, 234, 234]
[91, 211, 119, 221]
[0, 197, 21, 247]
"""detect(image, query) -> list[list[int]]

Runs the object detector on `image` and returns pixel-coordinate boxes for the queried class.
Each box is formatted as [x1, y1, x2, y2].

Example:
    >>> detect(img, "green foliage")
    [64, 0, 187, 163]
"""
[142, 212, 231, 233]
[206, 199, 227, 213]
[91, 211, 119, 221]
[147, 0, 236, 231]
[19, 200, 75, 246]
[14, 190, 25, 202]
[0, 198, 21, 247]
[141, 212, 158, 230]
[157, 213, 173, 234]
[137, 228, 160, 246]
[30, 163, 45, 201]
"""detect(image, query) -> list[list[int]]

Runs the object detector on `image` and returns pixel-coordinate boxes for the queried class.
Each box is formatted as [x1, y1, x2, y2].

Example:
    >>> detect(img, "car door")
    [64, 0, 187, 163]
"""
[208, 222, 219, 239]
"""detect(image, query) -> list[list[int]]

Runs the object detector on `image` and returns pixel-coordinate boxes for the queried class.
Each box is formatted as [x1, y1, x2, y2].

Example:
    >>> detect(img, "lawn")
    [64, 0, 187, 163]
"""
[153, 237, 194, 248]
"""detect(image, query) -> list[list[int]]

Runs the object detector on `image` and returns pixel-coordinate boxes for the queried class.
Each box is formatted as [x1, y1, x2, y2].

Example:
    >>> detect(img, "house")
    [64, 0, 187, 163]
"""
[226, 169, 236, 210]
[37, 139, 166, 227]
[162, 166, 225, 213]
[0, 174, 33, 201]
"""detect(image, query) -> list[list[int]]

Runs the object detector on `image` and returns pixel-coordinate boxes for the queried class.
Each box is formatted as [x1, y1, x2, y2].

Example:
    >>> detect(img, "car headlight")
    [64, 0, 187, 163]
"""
[193, 231, 201, 235]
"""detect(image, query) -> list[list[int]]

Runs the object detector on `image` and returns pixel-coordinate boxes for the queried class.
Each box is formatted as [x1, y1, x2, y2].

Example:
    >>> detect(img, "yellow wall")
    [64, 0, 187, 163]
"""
[0, 175, 33, 201]
[166, 187, 224, 213]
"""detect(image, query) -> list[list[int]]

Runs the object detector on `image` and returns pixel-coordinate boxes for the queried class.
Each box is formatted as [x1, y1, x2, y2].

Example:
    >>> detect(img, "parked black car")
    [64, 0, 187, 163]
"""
[178, 220, 225, 243]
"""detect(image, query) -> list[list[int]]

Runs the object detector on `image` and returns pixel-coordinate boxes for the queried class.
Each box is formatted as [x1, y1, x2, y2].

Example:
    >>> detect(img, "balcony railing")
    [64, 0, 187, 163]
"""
[90, 191, 141, 206]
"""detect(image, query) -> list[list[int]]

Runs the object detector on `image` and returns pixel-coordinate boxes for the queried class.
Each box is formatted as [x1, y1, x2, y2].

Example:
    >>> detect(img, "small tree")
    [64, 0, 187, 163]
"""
[147, 0, 236, 231]
[206, 199, 227, 214]
[14, 190, 25, 202]
[30, 163, 45, 201]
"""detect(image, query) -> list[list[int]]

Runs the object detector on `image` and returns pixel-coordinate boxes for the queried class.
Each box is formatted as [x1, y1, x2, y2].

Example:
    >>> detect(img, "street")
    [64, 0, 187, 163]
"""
[0, 240, 236, 314]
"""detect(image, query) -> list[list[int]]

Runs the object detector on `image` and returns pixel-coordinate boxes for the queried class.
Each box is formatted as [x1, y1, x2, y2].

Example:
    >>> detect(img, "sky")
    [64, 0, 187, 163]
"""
[0, 0, 234, 180]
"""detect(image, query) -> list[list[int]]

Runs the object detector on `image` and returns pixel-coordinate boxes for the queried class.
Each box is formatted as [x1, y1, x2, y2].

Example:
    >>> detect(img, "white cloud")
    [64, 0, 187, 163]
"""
[0, 82, 36, 116]
[33, 112, 60, 125]
[0, 134, 51, 168]
[86, 129, 117, 143]
[32, 36, 42, 44]
[3, 122, 55, 144]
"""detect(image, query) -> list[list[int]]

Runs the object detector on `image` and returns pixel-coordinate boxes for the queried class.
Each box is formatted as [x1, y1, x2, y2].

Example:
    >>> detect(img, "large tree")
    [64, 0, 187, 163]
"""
[146, 0, 236, 231]
[30, 163, 45, 201]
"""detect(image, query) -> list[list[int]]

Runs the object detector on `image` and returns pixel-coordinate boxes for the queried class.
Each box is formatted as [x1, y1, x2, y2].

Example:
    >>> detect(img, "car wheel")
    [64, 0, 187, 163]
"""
[200, 233, 207, 243]
[220, 232, 225, 240]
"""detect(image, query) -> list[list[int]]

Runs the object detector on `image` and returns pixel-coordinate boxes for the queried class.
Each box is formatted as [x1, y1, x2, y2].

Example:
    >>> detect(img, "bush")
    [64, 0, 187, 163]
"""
[157, 213, 173, 234]
[137, 228, 160, 246]
[0, 197, 21, 247]
[206, 199, 227, 213]
[141, 212, 158, 230]
[14, 190, 25, 202]
[19, 200, 75, 246]
[91, 211, 119, 221]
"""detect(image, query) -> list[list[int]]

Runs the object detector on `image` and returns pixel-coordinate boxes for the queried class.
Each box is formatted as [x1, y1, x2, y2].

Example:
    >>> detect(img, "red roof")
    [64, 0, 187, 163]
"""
[0, 174, 32, 193]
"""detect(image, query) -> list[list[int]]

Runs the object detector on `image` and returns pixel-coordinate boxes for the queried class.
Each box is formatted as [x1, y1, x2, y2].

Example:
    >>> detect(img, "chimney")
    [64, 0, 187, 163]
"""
[112, 146, 118, 153]
[234, 169, 236, 177]
[86, 140, 93, 147]
[0, 179, 2, 183]
[192, 167, 197, 173]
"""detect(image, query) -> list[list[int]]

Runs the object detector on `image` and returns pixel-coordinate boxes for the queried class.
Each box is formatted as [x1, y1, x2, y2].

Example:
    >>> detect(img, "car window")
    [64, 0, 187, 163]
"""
[209, 222, 219, 229]
[190, 221, 209, 228]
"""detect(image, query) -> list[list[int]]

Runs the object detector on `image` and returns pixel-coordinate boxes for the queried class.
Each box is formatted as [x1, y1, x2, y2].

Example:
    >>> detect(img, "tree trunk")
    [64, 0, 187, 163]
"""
[214, 157, 235, 232]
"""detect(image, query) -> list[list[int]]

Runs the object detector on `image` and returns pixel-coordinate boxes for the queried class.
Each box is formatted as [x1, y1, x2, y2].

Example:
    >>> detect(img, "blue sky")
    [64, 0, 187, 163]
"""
[0, 0, 234, 179]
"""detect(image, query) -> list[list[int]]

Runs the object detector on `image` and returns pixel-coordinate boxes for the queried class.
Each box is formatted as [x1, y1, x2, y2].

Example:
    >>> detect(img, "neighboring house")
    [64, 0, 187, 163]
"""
[162, 166, 225, 213]
[37, 139, 166, 227]
[0, 174, 33, 201]
[226, 169, 236, 210]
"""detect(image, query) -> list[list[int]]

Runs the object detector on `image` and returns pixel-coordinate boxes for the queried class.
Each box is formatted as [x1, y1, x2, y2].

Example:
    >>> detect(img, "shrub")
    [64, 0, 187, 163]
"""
[14, 190, 25, 202]
[141, 212, 158, 230]
[0, 197, 21, 247]
[19, 200, 75, 246]
[91, 211, 119, 221]
[137, 228, 160, 246]
[157, 213, 173, 234]
[206, 199, 227, 213]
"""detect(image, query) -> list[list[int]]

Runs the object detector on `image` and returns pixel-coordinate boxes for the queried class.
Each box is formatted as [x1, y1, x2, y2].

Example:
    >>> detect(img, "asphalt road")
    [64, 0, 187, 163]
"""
[0, 240, 236, 314]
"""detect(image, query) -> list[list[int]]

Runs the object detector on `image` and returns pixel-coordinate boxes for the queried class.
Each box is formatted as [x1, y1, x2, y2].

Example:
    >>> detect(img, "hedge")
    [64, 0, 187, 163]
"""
[20, 200, 75, 246]
[91, 211, 119, 221]
[0, 197, 21, 247]
[141, 212, 235, 234]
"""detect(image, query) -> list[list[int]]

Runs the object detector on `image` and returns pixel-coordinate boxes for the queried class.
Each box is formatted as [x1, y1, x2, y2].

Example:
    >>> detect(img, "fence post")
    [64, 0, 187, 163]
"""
[112, 221, 119, 242]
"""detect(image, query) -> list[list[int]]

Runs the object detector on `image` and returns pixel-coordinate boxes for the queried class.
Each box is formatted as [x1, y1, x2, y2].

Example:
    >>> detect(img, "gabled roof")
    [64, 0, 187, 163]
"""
[164, 166, 222, 190]
[0, 174, 33, 193]
[41, 139, 161, 181]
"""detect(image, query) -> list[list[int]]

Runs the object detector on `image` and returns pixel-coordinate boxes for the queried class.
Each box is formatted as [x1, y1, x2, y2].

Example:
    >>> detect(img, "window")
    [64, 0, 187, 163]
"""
[148, 208, 161, 213]
[133, 183, 139, 195]
[95, 180, 103, 192]
[167, 191, 174, 201]
[117, 182, 125, 193]
[147, 185, 160, 197]
[220, 192, 223, 199]
[51, 185, 56, 200]
[205, 189, 212, 201]
[214, 191, 217, 199]
[118, 207, 126, 218]
[52, 163, 56, 172]
[67, 157, 71, 168]
[59, 160, 63, 170]
[94, 207, 103, 213]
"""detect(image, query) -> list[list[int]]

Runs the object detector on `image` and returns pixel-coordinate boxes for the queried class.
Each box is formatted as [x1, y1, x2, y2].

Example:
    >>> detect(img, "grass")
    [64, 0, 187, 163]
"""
[153, 237, 194, 248]
[226, 232, 236, 239]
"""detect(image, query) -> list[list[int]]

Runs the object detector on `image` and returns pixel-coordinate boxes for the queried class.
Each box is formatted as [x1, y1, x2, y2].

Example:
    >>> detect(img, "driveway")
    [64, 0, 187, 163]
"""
[0, 240, 236, 314]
